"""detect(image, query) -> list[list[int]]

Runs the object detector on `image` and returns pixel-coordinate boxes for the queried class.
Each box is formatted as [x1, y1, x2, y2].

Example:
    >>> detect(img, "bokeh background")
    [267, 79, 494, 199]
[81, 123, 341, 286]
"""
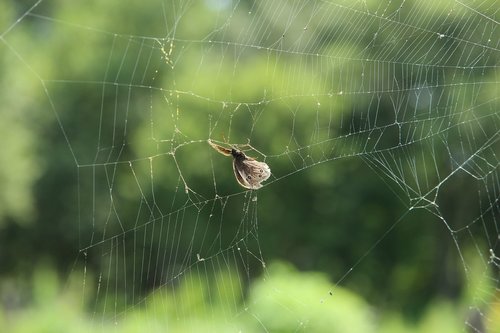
[1, 0, 499, 332]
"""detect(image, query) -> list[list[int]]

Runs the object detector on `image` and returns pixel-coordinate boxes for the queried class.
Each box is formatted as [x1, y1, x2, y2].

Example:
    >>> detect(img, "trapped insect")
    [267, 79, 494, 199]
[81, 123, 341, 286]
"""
[208, 139, 271, 189]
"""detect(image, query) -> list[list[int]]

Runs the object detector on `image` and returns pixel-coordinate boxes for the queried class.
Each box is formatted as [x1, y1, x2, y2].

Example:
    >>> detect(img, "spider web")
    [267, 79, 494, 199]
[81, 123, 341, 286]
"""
[1, 0, 499, 332]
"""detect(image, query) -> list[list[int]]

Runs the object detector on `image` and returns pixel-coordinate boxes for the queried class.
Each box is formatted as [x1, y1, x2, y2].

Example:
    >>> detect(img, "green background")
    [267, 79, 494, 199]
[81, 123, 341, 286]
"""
[1, 0, 499, 332]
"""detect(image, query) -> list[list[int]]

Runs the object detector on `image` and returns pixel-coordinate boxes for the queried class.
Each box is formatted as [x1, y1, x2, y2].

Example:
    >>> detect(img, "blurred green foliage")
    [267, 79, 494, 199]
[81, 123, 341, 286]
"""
[1, 0, 499, 331]
[4, 261, 499, 333]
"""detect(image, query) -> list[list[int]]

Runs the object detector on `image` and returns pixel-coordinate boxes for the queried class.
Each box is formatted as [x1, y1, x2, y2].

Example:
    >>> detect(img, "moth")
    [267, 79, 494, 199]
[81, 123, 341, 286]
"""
[208, 139, 271, 189]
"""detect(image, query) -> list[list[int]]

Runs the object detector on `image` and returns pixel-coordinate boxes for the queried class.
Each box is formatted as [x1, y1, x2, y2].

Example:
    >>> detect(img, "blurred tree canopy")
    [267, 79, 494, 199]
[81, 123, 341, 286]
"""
[0, 0, 498, 329]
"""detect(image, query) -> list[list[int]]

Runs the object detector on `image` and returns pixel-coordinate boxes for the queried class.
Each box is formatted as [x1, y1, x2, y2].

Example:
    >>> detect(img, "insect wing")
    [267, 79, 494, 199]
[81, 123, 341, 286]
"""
[233, 159, 255, 189]
[245, 159, 271, 183]
[209, 139, 271, 189]
[233, 158, 271, 189]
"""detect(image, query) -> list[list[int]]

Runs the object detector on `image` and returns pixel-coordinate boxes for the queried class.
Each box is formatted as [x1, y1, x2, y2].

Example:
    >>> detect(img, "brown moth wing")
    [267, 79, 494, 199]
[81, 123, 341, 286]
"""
[244, 159, 271, 183]
[208, 139, 232, 156]
[233, 158, 255, 189]
[233, 158, 271, 189]
[209, 139, 271, 189]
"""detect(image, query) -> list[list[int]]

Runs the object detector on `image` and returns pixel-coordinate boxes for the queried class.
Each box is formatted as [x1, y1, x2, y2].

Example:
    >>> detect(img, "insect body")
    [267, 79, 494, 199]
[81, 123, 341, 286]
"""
[208, 140, 271, 189]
